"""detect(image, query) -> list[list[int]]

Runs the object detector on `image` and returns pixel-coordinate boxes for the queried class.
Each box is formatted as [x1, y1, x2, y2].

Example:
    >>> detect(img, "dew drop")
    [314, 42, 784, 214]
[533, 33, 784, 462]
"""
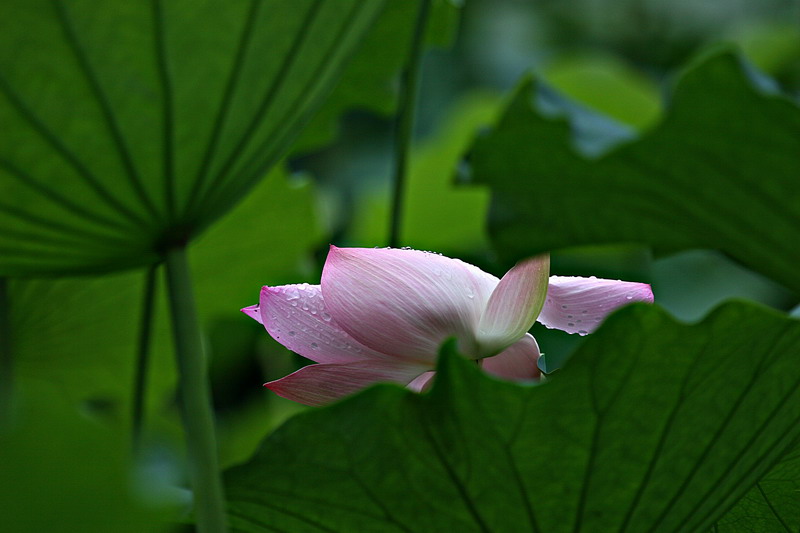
[626, 295, 633, 300]
[321, 311, 332, 322]
[465, 286, 475, 299]
[581, 310, 588, 314]
[578, 330, 588, 335]
[311, 342, 319, 349]
[568, 322, 575, 327]
[561, 305, 568, 310]
[567, 314, 573, 319]
[288, 331, 296, 336]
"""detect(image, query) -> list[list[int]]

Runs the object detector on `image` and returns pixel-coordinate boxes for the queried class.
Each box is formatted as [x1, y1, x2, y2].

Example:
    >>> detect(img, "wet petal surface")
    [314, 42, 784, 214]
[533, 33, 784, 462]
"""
[538, 276, 654, 335]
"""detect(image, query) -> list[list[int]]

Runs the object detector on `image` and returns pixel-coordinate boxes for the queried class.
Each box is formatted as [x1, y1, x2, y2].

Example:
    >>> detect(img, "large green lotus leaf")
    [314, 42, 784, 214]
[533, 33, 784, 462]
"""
[10, 165, 321, 426]
[0, 380, 170, 532]
[715, 444, 800, 532]
[468, 51, 800, 293]
[541, 53, 661, 130]
[0, 0, 385, 277]
[224, 302, 800, 532]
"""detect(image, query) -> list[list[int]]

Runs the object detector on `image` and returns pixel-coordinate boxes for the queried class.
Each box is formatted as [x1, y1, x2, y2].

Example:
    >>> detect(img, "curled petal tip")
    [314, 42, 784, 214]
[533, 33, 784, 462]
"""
[241, 304, 262, 324]
[643, 284, 655, 302]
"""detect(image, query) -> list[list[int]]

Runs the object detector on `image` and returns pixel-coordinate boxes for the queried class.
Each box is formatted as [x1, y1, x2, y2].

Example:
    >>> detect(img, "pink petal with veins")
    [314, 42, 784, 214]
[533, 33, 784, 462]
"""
[258, 284, 389, 365]
[321, 246, 498, 362]
[477, 255, 549, 355]
[264, 360, 429, 406]
[538, 276, 654, 335]
[481, 333, 541, 380]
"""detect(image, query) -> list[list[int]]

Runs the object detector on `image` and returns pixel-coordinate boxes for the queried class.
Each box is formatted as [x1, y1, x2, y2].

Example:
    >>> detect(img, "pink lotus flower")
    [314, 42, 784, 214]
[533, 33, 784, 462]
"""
[242, 246, 653, 406]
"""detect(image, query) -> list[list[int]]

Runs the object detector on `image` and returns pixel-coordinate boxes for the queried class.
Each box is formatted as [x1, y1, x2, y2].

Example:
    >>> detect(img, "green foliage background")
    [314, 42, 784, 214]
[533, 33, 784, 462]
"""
[1, 0, 799, 531]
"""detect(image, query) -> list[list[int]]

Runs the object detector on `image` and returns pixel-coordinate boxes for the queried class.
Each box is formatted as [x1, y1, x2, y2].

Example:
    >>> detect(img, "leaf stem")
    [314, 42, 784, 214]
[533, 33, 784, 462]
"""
[132, 263, 159, 453]
[164, 246, 228, 533]
[388, 0, 432, 248]
[0, 278, 12, 427]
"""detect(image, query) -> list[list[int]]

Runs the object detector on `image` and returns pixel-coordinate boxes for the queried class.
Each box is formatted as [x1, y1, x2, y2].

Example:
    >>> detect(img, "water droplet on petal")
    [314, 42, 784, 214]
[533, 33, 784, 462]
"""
[626, 295, 633, 300]
[561, 305, 568, 309]
[288, 331, 296, 336]
[578, 330, 588, 335]
[321, 311, 332, 322]
[568, 322, 575, 327]
[311, 342, 319, 349]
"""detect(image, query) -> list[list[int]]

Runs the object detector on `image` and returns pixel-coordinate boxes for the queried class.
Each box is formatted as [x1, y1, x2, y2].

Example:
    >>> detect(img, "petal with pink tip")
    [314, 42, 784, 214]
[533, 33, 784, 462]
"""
[264, 360, 428, 406]
[481, 333, 541, 381]
[477, 255, 549, 356]
[538, 276, 654, 335]
[321, 246, 499, 362]
[241, 304, 262, 324]
[259, 284, 389, 365]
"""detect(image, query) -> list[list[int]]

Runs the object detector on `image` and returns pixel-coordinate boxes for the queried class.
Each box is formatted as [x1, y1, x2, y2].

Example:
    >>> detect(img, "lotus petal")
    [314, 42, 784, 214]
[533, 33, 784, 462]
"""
[321, 246, 498, 361]
[241, 304, 262, 324]
[538, 276, 654, 335]
[257, 284, 387, 364]
[477, 255, 549, 355]
[264, 360, 428, 406]
[481, 333, 541, 380]
[407, 371, 436, 393]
